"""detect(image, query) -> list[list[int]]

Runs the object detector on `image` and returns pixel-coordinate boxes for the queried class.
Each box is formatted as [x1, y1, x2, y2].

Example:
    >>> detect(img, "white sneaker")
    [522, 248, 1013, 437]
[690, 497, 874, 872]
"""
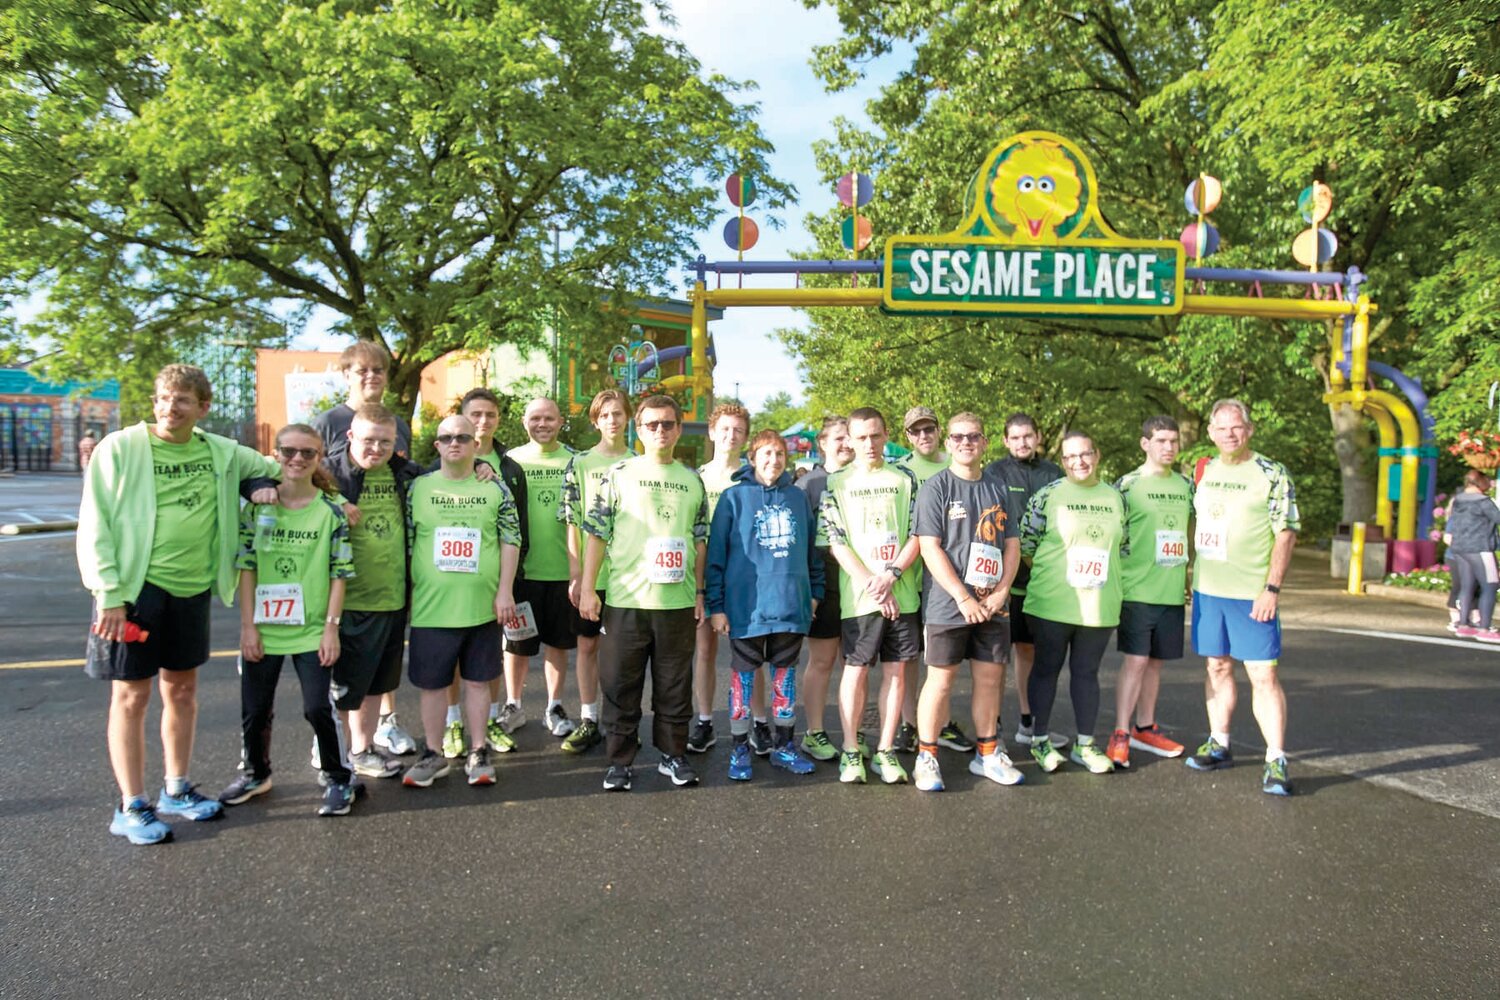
[970, 750, 1026, 786]
[497, 702, 527, 734]
[375, 713, 417, 756]
[913, 751, 944, 792]
[544, 704, 577, 737]
[1014, 725, 1068, 749]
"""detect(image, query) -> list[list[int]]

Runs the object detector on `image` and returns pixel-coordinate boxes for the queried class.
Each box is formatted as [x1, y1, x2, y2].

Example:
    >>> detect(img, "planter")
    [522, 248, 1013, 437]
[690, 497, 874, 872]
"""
[1363, 583, 1450, 609]
[1460, 452, 1500, 473]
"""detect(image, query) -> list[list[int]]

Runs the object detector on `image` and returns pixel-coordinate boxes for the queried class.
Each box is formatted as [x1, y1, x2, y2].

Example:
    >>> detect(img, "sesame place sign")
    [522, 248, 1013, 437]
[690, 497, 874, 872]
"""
[882, 131, 1185, 317]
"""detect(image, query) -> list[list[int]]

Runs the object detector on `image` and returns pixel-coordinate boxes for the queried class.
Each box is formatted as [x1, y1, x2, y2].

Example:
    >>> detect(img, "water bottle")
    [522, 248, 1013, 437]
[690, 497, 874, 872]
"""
[254, 506, 276, 551]
[120, 622, 151, 643]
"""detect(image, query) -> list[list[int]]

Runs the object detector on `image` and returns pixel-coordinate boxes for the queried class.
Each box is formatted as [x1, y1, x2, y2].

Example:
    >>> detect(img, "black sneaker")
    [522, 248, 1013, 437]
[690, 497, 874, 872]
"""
[602, 765, 633, 792]
[219, 773, 272, 806]
[892, 721, 918, 754]
[686, 719, 716, 753]
[937, 719, 976, 753]
[749, 720, 773, 756]
[317, 782, 354, 817]
[657, 755, 700, 787]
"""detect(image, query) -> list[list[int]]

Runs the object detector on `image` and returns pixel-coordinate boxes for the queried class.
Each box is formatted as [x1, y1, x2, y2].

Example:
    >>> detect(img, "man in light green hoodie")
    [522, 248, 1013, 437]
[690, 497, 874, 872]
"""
[78, 364, 280, 845]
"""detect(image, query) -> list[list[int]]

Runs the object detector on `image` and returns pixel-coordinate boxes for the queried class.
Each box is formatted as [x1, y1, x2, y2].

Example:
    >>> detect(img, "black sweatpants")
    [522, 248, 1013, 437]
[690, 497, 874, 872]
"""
[1025, 615, 1113, 737]
[239, 650, 351, 784]
[599, 605, 696, 766]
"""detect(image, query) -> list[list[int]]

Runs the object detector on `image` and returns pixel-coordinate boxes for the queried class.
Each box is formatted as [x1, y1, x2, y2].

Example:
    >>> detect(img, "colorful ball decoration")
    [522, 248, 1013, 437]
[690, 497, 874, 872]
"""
[841, 215, 872, 252]
[1180, 173, 1222, 261]
[1179, 220, 1220, 259]
[1297, 181, 1333, 224]
[1184, 174, 1222, 216]
[1291, 227, 1338, 267]
[723, 216, 759, 253]
[837, 172, 874, 209]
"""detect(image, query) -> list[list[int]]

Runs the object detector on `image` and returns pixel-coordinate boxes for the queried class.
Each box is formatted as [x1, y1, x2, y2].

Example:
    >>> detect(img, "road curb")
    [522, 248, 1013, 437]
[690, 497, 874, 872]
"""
[1363, 583, 1448, 609]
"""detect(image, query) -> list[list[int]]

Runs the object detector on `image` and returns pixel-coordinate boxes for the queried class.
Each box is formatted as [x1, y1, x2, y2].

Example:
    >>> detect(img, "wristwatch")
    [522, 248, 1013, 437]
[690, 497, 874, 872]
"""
[1263, 583, 1281, 595]
[884, 563, 903, 579]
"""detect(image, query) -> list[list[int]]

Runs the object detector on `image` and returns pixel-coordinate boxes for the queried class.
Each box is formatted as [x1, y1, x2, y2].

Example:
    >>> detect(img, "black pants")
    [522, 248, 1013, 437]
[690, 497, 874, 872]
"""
[599, 606, 696, 765]
[240, 650, 351, 784]
[1025, 615, 1113, 737]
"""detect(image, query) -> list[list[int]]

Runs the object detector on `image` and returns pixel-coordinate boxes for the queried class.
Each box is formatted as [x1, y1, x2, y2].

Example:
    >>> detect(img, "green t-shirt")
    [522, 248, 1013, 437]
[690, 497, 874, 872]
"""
[560, 447, 627, 588]
[408, 471, 522, 629]
[820, 461, 922, 618]
[1019, 478, 1128, 627]
[146, 433, 218, 597]
[510, 441, 576, 581]
[1192, 453, 1300, 600]
[697, 459, 745, 530]
[344, 464, 407, 612]
[1115, 466, 1195, 606]
[582, 456, 707, 611]
[897, 451, 949, 485]
[235, 495, 355, 655]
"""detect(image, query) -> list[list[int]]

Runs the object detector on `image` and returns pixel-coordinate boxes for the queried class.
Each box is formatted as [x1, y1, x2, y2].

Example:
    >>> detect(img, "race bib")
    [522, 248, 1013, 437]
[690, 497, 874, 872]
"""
[1195, 520, 1228, 562]
[1155, 530, 1188, 567]
[858, 531, 900, 569]
[503, 600, 539, 641]
[254, 583, 305, 625]
[1066, 545, 1110, 590]
[964, 542, 1004, 589]
[645, 536, 687, 584]
[434, 526, 481, 573]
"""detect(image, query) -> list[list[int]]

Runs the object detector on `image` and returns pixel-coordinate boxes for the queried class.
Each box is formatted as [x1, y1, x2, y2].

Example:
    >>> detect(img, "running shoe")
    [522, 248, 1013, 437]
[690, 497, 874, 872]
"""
[109, 800, 172, 845]
[1185, 737, 1234, 771]
[871, 749, 909, 784]
[749, 720, 773, 756]
[1475, 628, 1500, 644]
[374, 713, 417, 755]
[155, 785, 223, 821]
[1456, 625, 1479, 638]
[466, 746, 496, 786]
[969, 750, 1025, 786]
[892, 721, 918, 754]
[1070, 740, 1116, 774]
[497, 702, 527, 734]
[318, 782, 355, 817]
[486, 718, 517, 754]
[350, 750, 401, 779]
[441, 720, 468, 759]
[1262, 757, 1293, 796]
[913, 751, 944, 792]
[769, 743, 816, 775]
[856, 731, 872, 759]
[1029, 737, 1065, 773]
[838, 749, 867, 784]
[602, 765, 632, 791]
[800, 729, 838, 762]
[309, 739, 321, 770]
[1445, 620, 1459, 634]
[1014, 724, 1068, 749]
[219, 773, 273, 805]
[686, 718, 716, 753]
[937, 720, 976, 753]
[728, 742, 753, 781]
[545, 704, 576, 737]
[1129, 724, 1185, 757]
[658, 755, 700, 787]
[561, 718, 602, 754]
[1107, 729, 1131, 768]
[402, 749, 452, 788]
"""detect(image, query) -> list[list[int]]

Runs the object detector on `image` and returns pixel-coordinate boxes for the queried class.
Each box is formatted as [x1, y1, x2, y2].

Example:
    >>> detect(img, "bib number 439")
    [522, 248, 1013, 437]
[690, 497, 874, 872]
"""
[646, 537, 687, 585]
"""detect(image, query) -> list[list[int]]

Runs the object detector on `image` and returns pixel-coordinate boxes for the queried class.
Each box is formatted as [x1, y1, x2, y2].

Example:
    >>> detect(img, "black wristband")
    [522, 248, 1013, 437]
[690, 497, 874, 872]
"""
[1264, 583, 1281, 594]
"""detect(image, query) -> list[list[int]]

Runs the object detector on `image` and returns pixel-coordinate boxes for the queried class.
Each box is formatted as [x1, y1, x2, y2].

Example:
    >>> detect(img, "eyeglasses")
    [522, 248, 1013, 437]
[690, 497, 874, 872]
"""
[642, 420, 678, 432]
[348, 367, 386, 378]
[1061, 451, 1096, 464]
[435, 433, 474, 445]
[908, 424, 939, 436]
[278, 446, 320, 461]
[353, 437, 394, 450]
[948, 432, 984, 444]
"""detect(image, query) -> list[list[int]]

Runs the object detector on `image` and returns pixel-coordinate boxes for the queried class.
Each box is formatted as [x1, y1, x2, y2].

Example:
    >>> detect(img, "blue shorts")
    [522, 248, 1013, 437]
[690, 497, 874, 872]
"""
[1191, 592, 1281, 662]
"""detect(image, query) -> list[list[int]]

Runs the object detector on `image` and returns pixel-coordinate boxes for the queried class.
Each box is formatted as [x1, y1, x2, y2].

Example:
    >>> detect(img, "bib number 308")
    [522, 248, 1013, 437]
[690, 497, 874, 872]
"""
[434, 526, 481, 573]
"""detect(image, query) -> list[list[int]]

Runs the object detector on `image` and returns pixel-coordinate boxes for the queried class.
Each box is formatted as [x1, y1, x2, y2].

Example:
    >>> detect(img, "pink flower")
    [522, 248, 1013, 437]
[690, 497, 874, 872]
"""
[1428, 529, 1443, 541]
[1432, 506, 1446, 518]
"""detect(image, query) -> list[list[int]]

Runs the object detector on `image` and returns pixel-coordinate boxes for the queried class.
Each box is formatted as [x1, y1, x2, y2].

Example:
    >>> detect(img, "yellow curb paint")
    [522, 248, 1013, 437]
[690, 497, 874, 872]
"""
[0, 649, 240, 671]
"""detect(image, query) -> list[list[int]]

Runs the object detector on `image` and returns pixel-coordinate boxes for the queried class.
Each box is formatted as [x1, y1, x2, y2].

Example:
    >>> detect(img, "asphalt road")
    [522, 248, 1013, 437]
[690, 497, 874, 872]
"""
[1, 475, 1497, 998]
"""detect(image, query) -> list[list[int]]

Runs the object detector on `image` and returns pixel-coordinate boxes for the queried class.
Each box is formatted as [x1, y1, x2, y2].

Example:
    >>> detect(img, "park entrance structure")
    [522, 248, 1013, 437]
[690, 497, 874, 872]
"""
[682, 131, 1431, 586]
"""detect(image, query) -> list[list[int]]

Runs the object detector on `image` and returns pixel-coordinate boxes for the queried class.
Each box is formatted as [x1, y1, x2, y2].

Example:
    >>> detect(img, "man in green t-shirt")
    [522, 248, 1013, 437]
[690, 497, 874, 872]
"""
[1185, 399, 1300, 797]
[400, 415, 521, 790]
[579, 394, 709, 792]
[821, 407, 923, 786]
[502, 397, 581, 739]
[1108, 416, 1194, 768]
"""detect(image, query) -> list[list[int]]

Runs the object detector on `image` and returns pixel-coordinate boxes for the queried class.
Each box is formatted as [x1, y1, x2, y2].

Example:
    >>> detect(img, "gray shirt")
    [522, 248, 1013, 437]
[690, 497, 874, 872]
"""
[913, 468, 1017, 626]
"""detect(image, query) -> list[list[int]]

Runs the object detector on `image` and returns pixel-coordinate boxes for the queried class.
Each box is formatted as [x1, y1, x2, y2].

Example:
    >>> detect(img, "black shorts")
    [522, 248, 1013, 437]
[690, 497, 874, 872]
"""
[575, 590, 607, 639]
[331, 608, 407, 710]
[1117, 601, 1186, 661]
[924, 619, 1011, 666]
[729, 633, 803, 672]
[841, 611, 921, 666]
[808, 552, 842, 640]
[85, 582, 211, 682]
[1009, 591, 1035, 645]
[505, 578, 579, 654]
[408, 622, 502, 689]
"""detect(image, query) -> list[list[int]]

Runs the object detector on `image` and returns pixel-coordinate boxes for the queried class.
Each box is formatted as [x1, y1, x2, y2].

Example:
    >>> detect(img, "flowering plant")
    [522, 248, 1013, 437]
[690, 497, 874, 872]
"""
[1448, 430, 1500, 470]
[1381, 567, 1451, 592]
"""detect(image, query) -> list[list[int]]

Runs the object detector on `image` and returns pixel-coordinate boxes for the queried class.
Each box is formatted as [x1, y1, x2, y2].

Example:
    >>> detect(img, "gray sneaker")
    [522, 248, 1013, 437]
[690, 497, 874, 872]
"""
[497, 702, 527, 734]
[466, 746, 496, 786]
[401, 749, 452, 788]
[351, 748, 401, 779]
[1014, 724, 1068, 749]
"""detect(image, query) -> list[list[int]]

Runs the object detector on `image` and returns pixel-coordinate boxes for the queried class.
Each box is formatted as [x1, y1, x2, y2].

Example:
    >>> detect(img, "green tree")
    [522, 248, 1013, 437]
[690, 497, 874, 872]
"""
[0, 0, 787, 411]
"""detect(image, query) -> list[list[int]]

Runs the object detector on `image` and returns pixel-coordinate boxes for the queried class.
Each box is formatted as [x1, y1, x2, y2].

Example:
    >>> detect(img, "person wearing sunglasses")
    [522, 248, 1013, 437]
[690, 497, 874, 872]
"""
[1017, 430, 1128, 775]
[220, 425, 358, 816]
[401, 415, 522, 789]
[579, 395, 709, 791]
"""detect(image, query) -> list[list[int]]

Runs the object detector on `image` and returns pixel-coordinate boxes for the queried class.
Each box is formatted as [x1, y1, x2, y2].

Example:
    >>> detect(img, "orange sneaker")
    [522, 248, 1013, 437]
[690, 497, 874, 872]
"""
[1129, 724, 1185, 758]
[1106, 729, 1131, 768]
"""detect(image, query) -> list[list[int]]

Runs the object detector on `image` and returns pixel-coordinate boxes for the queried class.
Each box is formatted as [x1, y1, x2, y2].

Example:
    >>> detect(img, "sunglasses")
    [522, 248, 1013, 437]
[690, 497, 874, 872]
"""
[642, 420, 679, 432]
[908, 424, 939, 436]
[435, 433, 475, 445]
[948, 432, 984, 444]
[278, 446, 320, 461]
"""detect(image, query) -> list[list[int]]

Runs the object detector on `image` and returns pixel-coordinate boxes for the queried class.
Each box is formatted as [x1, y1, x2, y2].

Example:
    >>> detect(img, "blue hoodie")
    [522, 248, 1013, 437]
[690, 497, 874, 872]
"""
[706, 466, 825, 639]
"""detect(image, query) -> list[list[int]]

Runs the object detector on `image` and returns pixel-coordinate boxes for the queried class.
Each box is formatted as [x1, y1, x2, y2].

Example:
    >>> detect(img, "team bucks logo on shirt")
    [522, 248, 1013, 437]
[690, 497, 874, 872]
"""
[539, 489, 558, 506]
[1086, 523, 1104, 543]
[861, 511, 889, 532]
[1163, 513, 1179, 529]
[366, 513, 392, 538]
[179, 489, 203, 510]
[655, 504, 675, 522]
[274, 556, 297, 577]
[1209, 502, 1225, 519]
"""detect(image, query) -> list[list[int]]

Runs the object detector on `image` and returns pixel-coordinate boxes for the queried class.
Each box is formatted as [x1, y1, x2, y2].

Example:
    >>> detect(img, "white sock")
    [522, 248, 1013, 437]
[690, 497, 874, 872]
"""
[752, 715, 768, 725]
[1265, 748, 1285, 763]
[548, 699, 562, 712]
[698, 714, 713, 723]
[582, 702, 600, 721]
[1075, 734, 1095, 747]
[164, 775, 189, 796]
[489, 702, 501, 719]
[445, 704, 461, 726]
[1211, 731, 1231, 748]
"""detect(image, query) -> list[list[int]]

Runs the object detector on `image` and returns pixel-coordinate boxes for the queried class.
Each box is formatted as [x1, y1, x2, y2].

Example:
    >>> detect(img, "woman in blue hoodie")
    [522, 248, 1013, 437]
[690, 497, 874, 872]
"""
[1445, 469, 1500, 642]
[706, 430, 825, 780]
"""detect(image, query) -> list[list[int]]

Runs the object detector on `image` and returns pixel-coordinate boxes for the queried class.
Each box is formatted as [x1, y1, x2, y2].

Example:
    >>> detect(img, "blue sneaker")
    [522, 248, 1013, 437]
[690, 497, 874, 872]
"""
[769, 743, 816, 775]
[728, 741, 752, 781]
[109, 800, 172, 845]
[155, 785, 223, 821]
[1185, 738, 1234, 771]
[1262, 757, 1294, 796]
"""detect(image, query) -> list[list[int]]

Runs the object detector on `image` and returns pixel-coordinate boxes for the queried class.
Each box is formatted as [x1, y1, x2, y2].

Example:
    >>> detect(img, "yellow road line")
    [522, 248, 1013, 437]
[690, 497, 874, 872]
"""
[0, 649, 241, 671]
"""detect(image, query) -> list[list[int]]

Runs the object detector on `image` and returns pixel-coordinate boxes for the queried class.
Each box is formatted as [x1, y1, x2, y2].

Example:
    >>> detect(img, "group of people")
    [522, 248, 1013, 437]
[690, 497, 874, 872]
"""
[77, 344, 1301, 847]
